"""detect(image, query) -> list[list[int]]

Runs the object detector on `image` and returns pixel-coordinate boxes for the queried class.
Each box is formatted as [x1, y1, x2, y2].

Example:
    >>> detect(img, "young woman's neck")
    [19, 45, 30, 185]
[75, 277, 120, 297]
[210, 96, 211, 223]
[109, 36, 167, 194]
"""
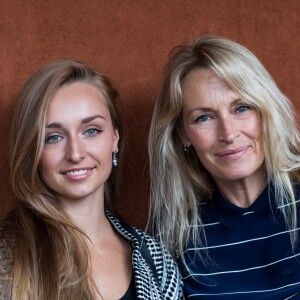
[60, 193, 110, 243]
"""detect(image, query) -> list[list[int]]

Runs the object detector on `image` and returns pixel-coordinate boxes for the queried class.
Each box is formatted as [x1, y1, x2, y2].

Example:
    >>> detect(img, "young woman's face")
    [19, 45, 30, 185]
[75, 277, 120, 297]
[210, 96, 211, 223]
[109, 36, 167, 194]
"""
[39, 82, 119, 204]
[181, 69, 265, 188]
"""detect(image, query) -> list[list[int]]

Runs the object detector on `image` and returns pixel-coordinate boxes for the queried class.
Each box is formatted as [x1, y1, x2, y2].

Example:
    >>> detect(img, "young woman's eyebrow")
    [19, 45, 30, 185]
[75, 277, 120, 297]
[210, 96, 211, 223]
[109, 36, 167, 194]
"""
[46, 115, 106, 128]
[81, 115, 105, 124]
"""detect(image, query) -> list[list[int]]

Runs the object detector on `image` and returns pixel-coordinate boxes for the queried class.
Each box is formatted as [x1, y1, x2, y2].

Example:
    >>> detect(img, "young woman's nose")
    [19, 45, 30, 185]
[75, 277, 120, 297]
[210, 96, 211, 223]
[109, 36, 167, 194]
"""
[65, 137, 85, 162]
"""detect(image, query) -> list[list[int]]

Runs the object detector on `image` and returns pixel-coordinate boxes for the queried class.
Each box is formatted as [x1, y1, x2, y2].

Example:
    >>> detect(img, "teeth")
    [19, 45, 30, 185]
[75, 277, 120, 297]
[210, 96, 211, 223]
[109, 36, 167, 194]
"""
[66, 169, 89, 175]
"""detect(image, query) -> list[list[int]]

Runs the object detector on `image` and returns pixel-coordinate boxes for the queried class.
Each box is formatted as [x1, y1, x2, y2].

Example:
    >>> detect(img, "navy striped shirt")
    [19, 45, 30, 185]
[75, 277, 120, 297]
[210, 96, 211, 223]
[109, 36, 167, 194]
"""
[180, 184, 300, 299]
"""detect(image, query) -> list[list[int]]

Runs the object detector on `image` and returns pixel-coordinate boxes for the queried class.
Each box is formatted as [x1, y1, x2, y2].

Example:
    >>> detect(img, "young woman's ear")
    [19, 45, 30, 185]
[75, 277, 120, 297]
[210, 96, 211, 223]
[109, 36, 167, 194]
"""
[113, 129, 119, 152]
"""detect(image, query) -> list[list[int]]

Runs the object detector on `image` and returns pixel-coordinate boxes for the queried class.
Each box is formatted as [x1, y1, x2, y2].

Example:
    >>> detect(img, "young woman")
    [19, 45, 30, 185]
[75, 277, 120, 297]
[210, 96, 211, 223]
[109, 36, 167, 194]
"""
[0, 60, 182, 300]
[149, 35, 300, 299]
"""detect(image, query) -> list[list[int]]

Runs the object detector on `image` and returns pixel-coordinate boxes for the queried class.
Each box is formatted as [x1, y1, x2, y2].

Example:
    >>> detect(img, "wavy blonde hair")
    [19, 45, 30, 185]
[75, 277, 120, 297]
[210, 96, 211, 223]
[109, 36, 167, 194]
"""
[4, 60, 123, 299]
[148, 35, 300, 260]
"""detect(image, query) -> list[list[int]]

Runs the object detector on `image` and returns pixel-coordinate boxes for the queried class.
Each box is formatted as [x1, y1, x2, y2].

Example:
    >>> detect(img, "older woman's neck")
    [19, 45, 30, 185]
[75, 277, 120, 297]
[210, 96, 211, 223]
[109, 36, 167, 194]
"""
[215, 167, 268, 208]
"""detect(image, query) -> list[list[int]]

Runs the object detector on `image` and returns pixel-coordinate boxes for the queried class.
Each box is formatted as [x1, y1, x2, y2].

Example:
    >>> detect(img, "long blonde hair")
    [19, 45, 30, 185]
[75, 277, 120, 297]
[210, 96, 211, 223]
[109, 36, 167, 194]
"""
[4, 60, 123, 299]
[148, 35, 300, 260]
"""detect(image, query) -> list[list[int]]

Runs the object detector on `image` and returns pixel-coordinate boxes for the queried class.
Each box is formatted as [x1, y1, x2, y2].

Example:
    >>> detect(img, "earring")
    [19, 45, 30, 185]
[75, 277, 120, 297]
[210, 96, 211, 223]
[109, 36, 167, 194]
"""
[183, 145, 191, 152]
[112, 148, 118, 167]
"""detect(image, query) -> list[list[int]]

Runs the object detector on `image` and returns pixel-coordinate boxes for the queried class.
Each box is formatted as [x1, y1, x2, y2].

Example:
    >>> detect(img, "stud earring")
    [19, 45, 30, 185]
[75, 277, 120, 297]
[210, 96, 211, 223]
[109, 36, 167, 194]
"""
[183, 145, 191, 152]
[112, 148, 118, 167]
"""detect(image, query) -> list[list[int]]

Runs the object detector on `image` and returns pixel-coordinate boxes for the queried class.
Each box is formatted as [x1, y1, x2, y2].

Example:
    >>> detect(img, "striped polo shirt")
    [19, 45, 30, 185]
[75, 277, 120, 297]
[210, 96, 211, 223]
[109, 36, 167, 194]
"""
[180, 184, 300, 299]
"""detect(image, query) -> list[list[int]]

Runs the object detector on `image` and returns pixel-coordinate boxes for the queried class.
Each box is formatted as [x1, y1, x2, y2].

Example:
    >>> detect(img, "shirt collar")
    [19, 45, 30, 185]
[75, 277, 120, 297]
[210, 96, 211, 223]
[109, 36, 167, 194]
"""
[207, 183, 274, 229]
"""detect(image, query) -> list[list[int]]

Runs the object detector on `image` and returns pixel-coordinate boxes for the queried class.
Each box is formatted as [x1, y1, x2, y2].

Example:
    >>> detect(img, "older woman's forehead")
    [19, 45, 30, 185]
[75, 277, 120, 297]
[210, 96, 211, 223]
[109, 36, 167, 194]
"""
[182, 69, 236, 96]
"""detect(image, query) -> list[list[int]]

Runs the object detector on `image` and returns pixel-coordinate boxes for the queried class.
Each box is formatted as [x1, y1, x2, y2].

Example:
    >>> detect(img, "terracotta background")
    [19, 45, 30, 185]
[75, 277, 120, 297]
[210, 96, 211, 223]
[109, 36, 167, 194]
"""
[0, 0, 299, 229]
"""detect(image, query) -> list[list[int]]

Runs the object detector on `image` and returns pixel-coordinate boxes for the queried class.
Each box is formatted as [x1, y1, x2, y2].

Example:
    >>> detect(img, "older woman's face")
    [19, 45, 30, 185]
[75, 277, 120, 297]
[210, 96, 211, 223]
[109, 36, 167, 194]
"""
[181, 69, 265, 189]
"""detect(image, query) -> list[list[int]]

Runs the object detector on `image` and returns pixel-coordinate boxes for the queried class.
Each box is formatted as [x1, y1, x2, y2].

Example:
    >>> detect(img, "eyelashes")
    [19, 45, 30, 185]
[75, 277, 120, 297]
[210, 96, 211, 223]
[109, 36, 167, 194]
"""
[83, 128, 102, 137]
[45, 127, 102, 144]
[193, 104, 254, 124]
[45, 134, 63, 144]
[194, 114, 212, 123]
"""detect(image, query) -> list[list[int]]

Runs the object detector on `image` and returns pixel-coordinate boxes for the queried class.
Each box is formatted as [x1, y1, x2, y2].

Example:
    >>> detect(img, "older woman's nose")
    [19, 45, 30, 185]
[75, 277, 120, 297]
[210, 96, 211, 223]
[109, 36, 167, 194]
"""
[218, 117, 239, 143]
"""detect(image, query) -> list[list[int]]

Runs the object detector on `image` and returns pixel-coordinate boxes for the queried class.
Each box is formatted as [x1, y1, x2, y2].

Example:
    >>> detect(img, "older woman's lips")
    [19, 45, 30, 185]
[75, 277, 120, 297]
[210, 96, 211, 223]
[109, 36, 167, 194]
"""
[215, 147, 249, 161]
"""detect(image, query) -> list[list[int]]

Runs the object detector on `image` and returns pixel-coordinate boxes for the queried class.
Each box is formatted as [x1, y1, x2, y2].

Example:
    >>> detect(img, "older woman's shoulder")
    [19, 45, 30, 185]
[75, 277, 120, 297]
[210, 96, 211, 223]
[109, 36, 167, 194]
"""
[295, 182, 300, 192]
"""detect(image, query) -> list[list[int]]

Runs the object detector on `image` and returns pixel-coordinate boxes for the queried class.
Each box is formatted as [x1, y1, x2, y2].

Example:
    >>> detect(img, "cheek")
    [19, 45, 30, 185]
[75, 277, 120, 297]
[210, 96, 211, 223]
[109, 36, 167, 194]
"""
[90, 142, 113, 163]
[254, 122, 262, 141]
[243, 117, 263, 149]
[38, 151, 58, 179]
[40, 151, 56, 168]
[244, 113, 261, 135]
[189, 129, 215, 152]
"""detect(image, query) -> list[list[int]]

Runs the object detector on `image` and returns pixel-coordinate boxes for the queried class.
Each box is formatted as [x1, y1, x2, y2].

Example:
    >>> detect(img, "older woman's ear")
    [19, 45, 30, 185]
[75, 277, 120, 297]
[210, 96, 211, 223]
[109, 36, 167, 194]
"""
[179, 126, 191, 149]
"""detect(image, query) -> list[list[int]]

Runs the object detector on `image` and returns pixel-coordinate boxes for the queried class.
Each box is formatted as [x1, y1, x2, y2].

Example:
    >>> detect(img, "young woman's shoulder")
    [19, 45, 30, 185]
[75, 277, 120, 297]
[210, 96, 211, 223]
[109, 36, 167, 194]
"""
[105, 210, 169, 257]
[0, 215, 16, 300]
[105, 210, 183, 299]
[0, 214, 16, 259]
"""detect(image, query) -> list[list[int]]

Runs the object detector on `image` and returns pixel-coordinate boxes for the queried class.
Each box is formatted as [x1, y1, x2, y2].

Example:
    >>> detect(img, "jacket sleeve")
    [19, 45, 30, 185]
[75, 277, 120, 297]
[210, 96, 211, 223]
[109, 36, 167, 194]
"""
[0, 224, 13, 300]
[136, 228, 184, 299]
[159, 241, 184, 299]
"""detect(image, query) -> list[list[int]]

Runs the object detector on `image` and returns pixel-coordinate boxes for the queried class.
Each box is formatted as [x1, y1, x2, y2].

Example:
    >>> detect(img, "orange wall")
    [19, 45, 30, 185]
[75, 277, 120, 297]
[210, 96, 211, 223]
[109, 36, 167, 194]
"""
[0, 0, 299, 228]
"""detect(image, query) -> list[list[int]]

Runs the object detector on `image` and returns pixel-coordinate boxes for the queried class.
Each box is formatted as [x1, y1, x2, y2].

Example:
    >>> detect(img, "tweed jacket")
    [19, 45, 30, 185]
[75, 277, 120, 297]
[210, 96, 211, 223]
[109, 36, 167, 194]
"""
[105, 211, 183, 299]
[0, 223, 13, 300]
[0, 211, 183, 300]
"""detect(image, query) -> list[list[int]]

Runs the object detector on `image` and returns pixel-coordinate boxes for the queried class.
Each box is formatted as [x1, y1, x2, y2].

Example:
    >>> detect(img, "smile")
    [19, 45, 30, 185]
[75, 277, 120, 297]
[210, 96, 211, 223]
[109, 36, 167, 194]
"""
[61, 167, 95, 180]
[65, 169, 91, 175]
[215, 146, 249, 161]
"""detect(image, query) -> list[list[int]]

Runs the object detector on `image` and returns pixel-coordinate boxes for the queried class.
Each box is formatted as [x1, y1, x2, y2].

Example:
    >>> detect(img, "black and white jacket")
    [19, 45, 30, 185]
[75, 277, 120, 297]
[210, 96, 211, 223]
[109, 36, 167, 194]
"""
[0, 212, 183, 300]
[106, 211, 183, 299]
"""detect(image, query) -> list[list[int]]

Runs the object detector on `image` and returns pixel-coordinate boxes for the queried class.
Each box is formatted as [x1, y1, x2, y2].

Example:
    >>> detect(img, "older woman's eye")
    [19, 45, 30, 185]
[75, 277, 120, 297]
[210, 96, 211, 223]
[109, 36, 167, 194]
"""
[195, 114, 211, 123]
[236, 105, 252, 113]
[45, 134, 62, 144]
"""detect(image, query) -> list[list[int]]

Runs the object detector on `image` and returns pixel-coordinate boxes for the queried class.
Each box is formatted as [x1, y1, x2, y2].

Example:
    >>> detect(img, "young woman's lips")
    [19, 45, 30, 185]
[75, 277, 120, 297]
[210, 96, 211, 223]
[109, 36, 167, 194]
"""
[61, 167, 94, 181]
[215, 146, 249, 161]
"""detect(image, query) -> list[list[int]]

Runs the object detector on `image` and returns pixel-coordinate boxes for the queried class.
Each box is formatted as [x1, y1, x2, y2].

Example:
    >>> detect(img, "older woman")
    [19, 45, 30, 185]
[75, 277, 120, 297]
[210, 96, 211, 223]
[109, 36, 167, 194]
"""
[149, 35, 300, 299]
[0, 60, 182, 300]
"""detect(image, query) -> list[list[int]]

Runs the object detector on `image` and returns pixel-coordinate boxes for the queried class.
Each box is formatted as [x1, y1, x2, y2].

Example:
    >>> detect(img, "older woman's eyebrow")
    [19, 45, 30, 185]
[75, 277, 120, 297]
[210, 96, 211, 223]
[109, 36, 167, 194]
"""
[46, 115, 106, 128]
[188, 97, 244, 111]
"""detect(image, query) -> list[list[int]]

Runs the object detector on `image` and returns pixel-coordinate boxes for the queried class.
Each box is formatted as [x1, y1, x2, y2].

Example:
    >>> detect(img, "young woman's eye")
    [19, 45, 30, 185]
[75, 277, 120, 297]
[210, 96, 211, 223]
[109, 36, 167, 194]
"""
[45, 134, 62, 144]
[84, 128, 101, 137]
[195, 114, 211, 123]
